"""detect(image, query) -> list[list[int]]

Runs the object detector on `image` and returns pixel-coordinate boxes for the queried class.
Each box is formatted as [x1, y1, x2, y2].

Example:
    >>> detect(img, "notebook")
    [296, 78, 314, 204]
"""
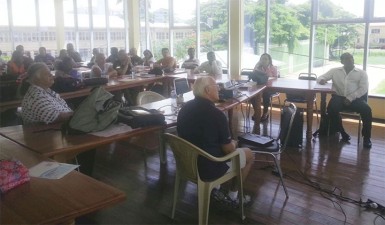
[238, 133, 274, 146]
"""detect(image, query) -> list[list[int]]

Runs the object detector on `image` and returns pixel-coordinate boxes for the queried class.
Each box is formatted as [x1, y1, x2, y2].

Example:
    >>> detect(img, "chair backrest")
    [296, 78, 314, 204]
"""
[278, 103, 297, 150]
[298, 72, 317, 80]
[164, 133, 222, 183]
[136, 91, 165, 105]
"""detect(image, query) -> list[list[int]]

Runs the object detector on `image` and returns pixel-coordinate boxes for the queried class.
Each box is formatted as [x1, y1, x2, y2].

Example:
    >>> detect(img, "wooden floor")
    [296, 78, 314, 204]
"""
[79, 106, 385, 225]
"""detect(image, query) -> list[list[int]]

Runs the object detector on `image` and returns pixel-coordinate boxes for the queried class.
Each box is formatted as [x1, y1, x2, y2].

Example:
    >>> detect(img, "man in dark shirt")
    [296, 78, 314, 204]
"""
[66, 43, 82, 62]
[177, 76, 253, 203]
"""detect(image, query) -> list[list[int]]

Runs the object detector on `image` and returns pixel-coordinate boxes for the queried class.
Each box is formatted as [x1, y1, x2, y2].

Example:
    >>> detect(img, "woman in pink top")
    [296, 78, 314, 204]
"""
[252, 53, 279, 122]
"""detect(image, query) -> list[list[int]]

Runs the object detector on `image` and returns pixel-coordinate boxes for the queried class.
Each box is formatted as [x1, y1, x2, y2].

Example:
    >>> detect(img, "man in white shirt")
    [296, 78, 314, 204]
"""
[181, 47, 200, 70]
[194, 51, 223, 76]
[317, 52, 372, 148]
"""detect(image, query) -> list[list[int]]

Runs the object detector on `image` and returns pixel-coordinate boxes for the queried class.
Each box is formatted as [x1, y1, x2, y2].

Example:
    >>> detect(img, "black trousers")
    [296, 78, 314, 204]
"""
[262, 90, 277, 114]
[327, 95, 372, 139]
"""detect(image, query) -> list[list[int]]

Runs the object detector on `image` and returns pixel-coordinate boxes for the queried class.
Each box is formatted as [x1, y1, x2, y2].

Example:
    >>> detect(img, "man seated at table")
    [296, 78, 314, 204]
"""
[15, 45, 33, 69]
[154, 48, 177, 73]
[67, 43, 82, 63]
[194, 51, 223, 76]
[106, 47, 119, 65]
[129, 47, 144, 66]
[181, 47, 200, 70]
[34, 47, 55, 68]
[317, 52, 372, 148]
[177, 76, 253, 205]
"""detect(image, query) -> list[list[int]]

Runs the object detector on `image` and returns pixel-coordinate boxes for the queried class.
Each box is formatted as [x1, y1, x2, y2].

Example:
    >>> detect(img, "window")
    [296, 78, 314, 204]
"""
[372, 29, 380, 34]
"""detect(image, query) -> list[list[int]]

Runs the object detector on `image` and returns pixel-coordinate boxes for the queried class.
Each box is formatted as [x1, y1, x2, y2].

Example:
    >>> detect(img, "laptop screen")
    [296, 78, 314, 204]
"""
[174, 78, 190, 95]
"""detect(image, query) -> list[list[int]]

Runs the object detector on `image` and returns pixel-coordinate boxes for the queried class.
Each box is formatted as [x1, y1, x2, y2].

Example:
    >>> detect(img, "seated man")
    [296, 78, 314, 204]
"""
[317, 52, 372, 148]
[177, 76, 254, 204]
[194, 51, 222, 76]
[129, 47, 144, 66]
[106, 47, 119, 65]
[34, 47, 55, 67]
[154, 48, 177, 73]
[181, 47, 200, 70]
[66, 43, 82, 63]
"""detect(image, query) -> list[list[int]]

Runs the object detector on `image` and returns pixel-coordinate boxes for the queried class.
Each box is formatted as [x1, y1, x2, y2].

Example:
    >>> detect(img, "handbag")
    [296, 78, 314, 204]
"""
[0, 159, 30, 193]
[248, 70, 268, 84]
[118, 106, 165, 128]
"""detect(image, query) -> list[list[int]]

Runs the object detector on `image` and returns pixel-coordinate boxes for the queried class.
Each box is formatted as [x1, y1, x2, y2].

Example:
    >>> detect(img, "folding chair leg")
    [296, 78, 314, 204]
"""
[357, 117, 362, 145]
[272, 156, 289, 198]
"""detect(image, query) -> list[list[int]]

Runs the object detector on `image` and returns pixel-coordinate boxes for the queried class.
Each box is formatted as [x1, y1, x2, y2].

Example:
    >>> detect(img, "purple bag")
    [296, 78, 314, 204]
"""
[0, 159, 30, 193]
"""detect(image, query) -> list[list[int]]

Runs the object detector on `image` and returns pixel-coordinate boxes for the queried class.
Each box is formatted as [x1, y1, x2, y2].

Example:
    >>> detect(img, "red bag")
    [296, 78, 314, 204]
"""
[0, 159, 30, 193]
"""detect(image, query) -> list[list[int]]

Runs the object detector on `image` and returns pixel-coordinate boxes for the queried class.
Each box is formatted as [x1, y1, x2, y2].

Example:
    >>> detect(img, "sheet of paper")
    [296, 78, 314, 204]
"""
[29, 161, 79, 179]
[313, 82, 332, 90]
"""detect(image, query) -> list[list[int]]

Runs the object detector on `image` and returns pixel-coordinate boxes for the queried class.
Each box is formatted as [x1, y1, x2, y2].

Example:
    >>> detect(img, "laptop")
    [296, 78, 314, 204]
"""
[238, 133, 274, 146]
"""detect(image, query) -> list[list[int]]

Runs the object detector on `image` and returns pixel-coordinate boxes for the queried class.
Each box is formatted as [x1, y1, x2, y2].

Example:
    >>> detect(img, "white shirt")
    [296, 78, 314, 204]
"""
[317, 66, 368, 102]
[195, 60, 223, 75]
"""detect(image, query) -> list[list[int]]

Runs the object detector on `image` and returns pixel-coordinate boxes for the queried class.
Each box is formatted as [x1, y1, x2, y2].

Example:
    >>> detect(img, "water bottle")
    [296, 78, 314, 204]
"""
[170, 89, 178, 113]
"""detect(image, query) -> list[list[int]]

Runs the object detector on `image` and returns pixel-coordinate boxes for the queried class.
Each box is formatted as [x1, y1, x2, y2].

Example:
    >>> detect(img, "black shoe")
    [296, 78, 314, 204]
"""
[363, 138, 372, 148]
[341, 132, 351, 142]
[260, 113, 269, 122]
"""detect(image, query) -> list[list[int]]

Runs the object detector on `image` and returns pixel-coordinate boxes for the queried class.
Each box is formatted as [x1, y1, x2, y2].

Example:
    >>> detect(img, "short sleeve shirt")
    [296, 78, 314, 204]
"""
[177, 96, 232, 180]
[21, 85, 72, 124]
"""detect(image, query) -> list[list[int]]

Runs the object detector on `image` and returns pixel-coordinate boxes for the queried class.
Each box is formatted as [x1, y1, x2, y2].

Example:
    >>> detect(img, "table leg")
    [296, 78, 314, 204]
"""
[158, 129, 167, 164]
[252, 92, 262, 134]
[306, 94, 314, 142]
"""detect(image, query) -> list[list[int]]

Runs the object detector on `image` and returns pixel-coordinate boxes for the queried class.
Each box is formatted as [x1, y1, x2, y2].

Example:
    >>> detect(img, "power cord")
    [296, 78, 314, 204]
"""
[282, 150, 385, 224]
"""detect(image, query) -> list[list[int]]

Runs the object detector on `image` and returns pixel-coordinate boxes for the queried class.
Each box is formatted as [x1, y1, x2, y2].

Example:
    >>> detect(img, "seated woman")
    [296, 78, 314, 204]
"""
[21, 63, 73, 124]
[251, 53, 279, 121]
[21, 62, 95, 176]
[90, 53, 117, 78]
[142, 49, 156, 67]
[7, 51, 26, 76]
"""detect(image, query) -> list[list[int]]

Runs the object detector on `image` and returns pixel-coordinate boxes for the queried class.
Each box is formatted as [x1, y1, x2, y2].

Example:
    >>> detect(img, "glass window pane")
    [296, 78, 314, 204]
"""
[12, 0, 36, 26]
[77, 0, 91, 61]
[269, 1, 309, 78]
[317, 0, 364, 20]
[108, 0, 125, 53]
[199, 0, 228, 68]
[0, 0, 11, 55]
[39, 0, 56, 55]
[0, 0, 8, 26]
[374, 0, 385, 18]
[39, 0, 55, 27]
[63, 0, 74, 27]
[367, 23, 385, 96]
[173, 1, 196, 27]
[312, 23, 364, 76]
[149, 0, 169, 60]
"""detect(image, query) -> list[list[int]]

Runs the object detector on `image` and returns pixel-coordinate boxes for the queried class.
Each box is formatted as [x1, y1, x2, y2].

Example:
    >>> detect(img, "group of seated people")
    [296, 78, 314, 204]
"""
[1, 42, 373, 151]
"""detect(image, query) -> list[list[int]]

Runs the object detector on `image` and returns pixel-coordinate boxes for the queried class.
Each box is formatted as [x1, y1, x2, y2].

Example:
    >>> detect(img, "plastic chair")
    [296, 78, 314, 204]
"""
[239, 103, 297, 198]
[163, 133, 245, 225]
[284, 72, 319, 125]
[136, 90, 165, 105]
